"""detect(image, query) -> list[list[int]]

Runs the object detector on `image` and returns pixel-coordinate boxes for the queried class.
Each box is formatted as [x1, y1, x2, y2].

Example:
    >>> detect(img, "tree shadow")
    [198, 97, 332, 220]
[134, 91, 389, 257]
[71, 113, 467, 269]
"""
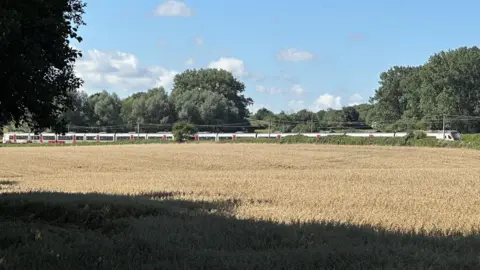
[0, 191, 479, 269]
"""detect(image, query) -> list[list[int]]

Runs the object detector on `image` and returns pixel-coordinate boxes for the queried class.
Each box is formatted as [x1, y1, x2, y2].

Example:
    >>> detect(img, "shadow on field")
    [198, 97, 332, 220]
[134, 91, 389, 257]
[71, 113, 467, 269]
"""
[0, 191, 479, 269]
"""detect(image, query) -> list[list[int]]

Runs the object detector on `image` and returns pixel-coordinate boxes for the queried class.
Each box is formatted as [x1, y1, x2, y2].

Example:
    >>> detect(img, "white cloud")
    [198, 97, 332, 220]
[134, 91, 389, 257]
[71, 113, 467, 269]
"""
[154, 0, 193, 17]
[315, 94, 342, 110]
[185, 57, 194, 66]
[255, 85, 265, 92]
[347, 93, 363, 106]
[290, 84, 305, 94]
[207, 57, 247, 77]
[194, 36, 204, 45]
[255, 85, 282, 94]
[277, 48, 314, 61]
[288, 100, 305, 112]
[75, 49, 178, 92]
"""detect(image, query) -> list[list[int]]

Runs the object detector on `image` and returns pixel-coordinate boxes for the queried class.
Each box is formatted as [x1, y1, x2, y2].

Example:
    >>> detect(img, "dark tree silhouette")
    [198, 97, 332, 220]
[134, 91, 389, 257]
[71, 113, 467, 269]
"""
[0, 0, 87, 133]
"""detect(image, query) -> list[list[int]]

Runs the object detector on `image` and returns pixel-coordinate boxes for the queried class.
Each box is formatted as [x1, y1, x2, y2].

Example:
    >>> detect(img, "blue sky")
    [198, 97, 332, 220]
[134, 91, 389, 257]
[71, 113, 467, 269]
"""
[74, 0, 480, 113]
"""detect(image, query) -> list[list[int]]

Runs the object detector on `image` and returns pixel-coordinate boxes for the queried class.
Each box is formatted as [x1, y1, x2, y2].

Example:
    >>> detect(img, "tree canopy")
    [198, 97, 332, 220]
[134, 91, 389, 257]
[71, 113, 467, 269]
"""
[3, 32, 480, 135]
[170, 69, 253, 125]
[0, 0, 87, 133]
[369, 46, 480, 132]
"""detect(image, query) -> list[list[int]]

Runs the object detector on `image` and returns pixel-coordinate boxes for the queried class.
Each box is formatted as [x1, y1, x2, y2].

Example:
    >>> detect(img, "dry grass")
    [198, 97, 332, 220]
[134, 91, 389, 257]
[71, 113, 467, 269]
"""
[1, 144, 480, 269]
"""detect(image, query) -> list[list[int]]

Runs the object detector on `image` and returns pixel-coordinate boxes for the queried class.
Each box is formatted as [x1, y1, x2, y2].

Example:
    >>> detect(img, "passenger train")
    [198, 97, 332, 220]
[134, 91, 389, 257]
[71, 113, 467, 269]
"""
[2, 130, 462, 144]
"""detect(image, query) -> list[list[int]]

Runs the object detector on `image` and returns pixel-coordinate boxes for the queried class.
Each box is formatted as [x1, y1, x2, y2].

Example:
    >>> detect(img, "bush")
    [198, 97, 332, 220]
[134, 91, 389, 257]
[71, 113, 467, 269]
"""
[413, 130, 427, 139]
[462, 134, 480, 143]
[172, 121, 197, 142]
[279, 134, 316, 144]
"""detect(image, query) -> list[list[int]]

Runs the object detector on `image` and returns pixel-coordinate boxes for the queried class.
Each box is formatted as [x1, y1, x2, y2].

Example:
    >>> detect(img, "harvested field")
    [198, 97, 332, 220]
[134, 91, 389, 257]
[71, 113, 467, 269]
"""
[1, 144, 480, 269]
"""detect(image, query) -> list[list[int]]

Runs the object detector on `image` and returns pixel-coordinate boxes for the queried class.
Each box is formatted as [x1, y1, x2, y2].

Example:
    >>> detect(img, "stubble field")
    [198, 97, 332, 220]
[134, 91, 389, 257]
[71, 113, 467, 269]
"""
[1, 144, 480, 269]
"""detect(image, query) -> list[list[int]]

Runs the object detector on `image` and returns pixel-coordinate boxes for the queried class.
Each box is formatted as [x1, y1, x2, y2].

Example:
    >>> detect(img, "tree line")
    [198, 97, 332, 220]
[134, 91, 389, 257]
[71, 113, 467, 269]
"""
[5, 46, 480, 134]
[2, 0, 480, 134]
[254, 46, 480, 133]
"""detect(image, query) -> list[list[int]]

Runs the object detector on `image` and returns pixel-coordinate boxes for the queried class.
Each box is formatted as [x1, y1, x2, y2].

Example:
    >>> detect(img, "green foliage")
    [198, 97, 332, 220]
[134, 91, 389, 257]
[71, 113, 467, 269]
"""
[279, 134, 317, 144]
[7, 33, 480, 135]
[462, 134, 480, 143]
[172, 121, 197, 142]
[413, 130, 427, 139]
[1, 0, 86, 133]
[253, 108, 275, 120]
[169, 68, 253, 125]
[370, 46, 480, 132]
[403, 130, 427, 140]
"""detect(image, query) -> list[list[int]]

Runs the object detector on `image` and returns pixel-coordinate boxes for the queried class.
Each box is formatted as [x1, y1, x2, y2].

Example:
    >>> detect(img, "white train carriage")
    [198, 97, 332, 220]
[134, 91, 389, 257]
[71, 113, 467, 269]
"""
[216, 133, 235, 141]
[145, 133, 174, 140]
[99, 133, 115, 142]
[115, 132, 137, 141]
[1, 130, 463, 144]
[256, 133, 281, 139]
[84, 133, 99, 142]
[55, 133, 77, 144]
[40, 133, 57, 143]
[2, 133, 30, 143]
[232, 133, 257, 140]
[195, 132, 216, 140]
[344, 132, 394, 138]
[426, 130, 461, 141]
[300, 132, 341, 138]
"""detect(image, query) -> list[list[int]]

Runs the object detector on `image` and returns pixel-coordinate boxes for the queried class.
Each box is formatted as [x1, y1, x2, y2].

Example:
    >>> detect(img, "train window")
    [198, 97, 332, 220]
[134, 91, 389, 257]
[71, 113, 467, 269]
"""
[31, 136, 40, 140]
[86, 136, 97, 140]
[116, 136, 130, 140]
[9, 136, 14, 140]
[75, 136, 84, 140]
[57, 136, 73, 140]
[42, 136, 55, 140]
[99, 136, 114, 141]
[16, 136, 28, 140]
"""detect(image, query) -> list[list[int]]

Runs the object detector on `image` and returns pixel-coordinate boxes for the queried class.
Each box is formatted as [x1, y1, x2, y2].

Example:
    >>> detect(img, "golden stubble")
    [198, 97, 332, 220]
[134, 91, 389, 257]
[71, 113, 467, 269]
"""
[2, 144, 480, 235]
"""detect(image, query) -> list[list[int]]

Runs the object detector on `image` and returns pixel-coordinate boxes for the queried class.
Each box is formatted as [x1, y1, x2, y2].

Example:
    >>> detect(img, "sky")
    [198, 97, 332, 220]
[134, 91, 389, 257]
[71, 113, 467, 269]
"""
[73, 0, 480, 114]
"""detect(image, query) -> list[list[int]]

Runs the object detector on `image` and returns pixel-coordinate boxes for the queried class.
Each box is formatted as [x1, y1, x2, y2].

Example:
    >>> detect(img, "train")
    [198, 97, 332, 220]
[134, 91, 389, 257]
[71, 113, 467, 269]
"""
[2, 130, 462, 144]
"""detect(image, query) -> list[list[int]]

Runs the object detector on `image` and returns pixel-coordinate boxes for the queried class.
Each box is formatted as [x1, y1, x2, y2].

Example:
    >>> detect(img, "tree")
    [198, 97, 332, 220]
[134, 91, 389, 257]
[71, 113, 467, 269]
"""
[419, 47, 480, 131]
[172, 121, 198, 142]
[0, 0, 87, 133]
[120, 92, 148, 126]
[58, 90, 89, 127]
[253, 108, 274, 120]
[86, 91, 122, 128]
[170, 69, 253, 126]
[370, 66, 418, 122]
[143, 87, 175, 124]
[341, 106, 359, 122]
[368, 46, 480, 132]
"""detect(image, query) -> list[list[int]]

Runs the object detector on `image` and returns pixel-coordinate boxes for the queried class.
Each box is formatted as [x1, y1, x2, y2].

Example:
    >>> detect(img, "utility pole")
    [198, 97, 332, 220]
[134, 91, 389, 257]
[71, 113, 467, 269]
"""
[137, 122, 140, 134]
[268, 118, 271, 138]
[442, 114, 446, 140]
[310, 113, 313, 133]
